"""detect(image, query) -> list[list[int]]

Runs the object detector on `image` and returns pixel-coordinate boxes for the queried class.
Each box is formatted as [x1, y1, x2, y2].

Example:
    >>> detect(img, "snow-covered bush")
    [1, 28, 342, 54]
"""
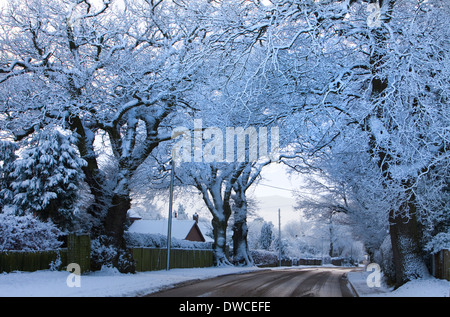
[0, 213, 62, 251]
[374, 235, 396, 285]
[249, 249, 278, 266]
[425, 232, 450, 254]
[124, 232, 212, 250]
[90, 234, 135, 272]
[90, 235, 119, 270]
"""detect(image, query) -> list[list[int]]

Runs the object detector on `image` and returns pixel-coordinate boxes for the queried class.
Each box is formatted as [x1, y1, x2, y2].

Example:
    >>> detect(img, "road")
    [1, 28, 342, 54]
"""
[146, 267, 357, 297]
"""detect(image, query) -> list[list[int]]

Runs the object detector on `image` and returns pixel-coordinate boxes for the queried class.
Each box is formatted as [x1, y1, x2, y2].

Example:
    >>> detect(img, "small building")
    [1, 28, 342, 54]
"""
[127, 209, 143, 224]
[127, 219, 207, 242]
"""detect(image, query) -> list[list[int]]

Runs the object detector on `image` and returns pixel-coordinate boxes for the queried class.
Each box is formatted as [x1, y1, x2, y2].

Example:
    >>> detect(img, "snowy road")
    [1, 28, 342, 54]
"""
[147, 267, 357, 297]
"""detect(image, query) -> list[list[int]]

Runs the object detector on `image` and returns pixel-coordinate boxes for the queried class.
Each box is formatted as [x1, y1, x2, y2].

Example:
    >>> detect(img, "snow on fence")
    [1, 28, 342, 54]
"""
[431, 249, 450, 281]
[131, 248, 214, 271]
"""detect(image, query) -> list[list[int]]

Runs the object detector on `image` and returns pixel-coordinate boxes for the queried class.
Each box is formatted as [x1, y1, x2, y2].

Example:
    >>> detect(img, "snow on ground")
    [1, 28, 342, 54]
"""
[1, 265, 449, 297]
[0, 266, 260, 297]
[384, 278, 450, 297]
[347, 270, 450, 297]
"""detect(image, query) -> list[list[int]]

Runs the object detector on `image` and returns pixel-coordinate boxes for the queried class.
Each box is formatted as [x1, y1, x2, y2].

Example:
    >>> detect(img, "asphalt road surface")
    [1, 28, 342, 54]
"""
[147, 267, 357, 297]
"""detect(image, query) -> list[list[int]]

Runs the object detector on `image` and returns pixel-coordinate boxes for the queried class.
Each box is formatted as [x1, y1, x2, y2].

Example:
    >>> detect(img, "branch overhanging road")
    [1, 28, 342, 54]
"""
[146, 267, 358, 297]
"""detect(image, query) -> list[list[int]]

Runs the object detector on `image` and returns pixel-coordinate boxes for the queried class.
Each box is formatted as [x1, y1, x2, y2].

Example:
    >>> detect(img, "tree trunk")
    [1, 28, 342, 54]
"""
[68, 116, 136, 272]
[329, 218, 334, 258]
[101, 191, 136, 273]
[103, 192, 130, 247]
[67, 115, 106, 236]
[232, 217, 253, 266]
[389, 193, 429, 287]
[194, 167, 240, 267]
[232, 184, 253, 266]
[212, 216, 231, 266]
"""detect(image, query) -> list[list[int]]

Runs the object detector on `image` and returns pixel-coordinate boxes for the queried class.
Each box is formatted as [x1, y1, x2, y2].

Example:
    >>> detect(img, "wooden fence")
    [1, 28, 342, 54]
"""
[1, 234, 213, 273]
[0, 233, 89, 274]
[431, 249, 450, 281]
[132, 248, 214, 271]
[67, 234, 90, 274]
[0, 249, 67, 273]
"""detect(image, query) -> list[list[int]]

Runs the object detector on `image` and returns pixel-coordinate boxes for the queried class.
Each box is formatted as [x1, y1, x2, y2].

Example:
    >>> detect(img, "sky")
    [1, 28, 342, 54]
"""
[252, 163, 301, 198]
[250, 163, 305, 224]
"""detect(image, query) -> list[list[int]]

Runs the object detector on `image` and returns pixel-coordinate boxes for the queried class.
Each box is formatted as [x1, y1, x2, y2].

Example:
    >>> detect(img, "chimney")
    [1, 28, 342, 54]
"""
[193, 212, 199, 224]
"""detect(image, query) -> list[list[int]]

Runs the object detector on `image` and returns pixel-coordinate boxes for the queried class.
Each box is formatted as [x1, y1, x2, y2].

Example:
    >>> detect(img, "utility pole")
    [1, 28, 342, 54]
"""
[278, 208, 281, 267]
[166, 158, 175, 271]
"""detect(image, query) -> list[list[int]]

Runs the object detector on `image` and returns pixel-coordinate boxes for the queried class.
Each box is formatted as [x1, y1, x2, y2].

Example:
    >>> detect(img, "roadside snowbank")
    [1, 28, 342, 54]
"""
[347, 270, 450, 297]
[0, 266, 260, 297]
[378, 278, 450, 297]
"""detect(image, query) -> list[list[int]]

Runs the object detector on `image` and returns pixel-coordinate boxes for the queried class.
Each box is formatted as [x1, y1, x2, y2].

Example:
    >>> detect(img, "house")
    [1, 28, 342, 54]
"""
[127, 209, 143, 224]
[127, 219, 207, 242]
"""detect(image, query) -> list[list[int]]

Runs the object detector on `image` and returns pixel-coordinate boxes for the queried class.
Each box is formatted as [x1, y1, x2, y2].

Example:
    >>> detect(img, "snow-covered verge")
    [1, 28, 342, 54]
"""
[0, 266, 260, 297]
[347, 270, 450, 297]
[2, 266, 448, 297]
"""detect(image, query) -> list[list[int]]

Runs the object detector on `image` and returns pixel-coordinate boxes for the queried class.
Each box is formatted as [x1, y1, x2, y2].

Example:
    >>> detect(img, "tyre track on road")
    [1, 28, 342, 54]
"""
[147, 267, 356, 297]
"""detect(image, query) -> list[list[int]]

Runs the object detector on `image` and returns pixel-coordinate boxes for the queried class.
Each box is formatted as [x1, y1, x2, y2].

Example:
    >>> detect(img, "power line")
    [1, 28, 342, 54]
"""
[257, 183, 294, 192]
[257, 183, 313, 196]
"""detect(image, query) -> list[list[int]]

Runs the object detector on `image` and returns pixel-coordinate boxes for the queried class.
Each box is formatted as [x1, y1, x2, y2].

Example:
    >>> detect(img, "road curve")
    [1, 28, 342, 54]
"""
[146, 267, 357, 297]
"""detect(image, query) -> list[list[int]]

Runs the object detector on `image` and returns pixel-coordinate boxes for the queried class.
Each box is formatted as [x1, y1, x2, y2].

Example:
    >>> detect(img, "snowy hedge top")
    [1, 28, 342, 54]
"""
[0, 213, 62, 252]
[425, 232, 450, 254]
[124, 232, 212, 250]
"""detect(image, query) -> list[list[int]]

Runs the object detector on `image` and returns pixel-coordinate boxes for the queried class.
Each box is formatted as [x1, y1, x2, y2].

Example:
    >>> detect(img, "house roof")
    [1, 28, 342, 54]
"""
[127, 208, 143, 220]
[127, 219, 205, 241]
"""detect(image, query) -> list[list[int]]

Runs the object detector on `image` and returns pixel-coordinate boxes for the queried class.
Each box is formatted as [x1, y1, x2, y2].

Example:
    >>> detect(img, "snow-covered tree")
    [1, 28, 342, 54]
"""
[253, 0, 449, 286]
[321, 0, 449, 286]
[0, 141, 18, 209]
[175, 204, 189, 220]
[294, 154, 389, 261]
[184, 162, 245, 266]
[258, 221, 274, 251]
[1, 0, 446, 281]
[231, 161, 271, 265]
[9, 128, 86, 229]
[0, 0, 214, 271]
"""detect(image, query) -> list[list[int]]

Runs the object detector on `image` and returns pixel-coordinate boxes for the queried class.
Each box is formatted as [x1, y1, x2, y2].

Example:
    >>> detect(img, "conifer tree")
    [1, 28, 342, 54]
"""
[0, 141, 18, 210]
[10, 129, 86, 230]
